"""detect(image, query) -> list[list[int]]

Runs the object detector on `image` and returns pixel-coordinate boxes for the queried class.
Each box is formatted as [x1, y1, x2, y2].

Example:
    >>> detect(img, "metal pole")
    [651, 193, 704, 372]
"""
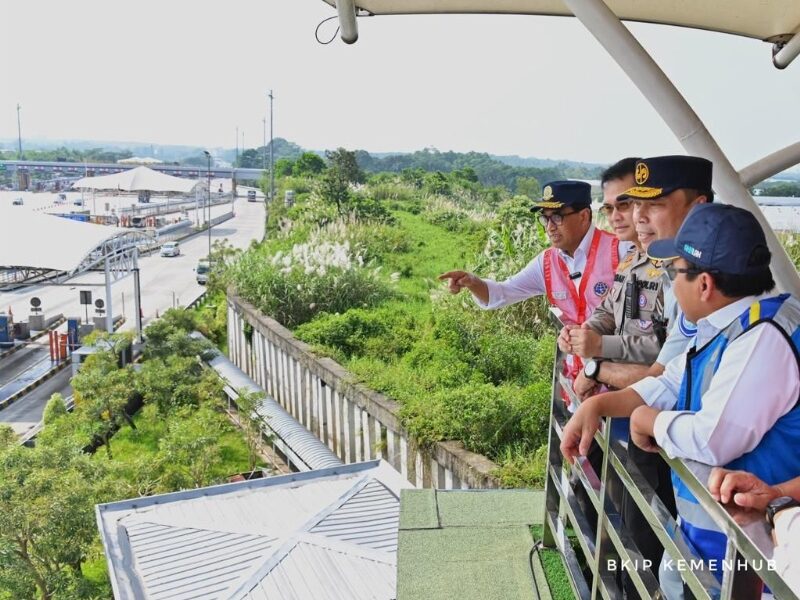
[104, 257, 113, 333]
[263, 117, 267, 170]
[235, 127, 239, 166]
[562, 0, 800, 297]
[133, 251, 142, 343]
[203, 151, 211, 262]
[16, 104, 23, 159]
[269, 90, 275, 202]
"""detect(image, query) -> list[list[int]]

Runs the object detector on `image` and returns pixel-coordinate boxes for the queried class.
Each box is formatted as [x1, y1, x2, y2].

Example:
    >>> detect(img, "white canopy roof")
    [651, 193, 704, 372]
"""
[0, 208, 131, 272]
[117, 156, 163, 165]
[73, 166, 197, 193]
[325, 1, 800, 41]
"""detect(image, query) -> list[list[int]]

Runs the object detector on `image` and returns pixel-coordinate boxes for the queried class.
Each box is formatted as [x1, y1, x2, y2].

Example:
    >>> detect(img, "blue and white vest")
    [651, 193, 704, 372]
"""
[672, 293, 800, 578]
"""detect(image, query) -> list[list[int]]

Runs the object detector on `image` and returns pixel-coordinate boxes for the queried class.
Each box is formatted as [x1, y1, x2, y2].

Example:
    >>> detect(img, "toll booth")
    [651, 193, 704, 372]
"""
[0, 315, 11, 348]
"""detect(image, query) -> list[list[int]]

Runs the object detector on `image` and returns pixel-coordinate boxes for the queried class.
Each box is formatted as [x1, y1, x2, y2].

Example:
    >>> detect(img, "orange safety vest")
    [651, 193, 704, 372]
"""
[543, 228, 619, 406]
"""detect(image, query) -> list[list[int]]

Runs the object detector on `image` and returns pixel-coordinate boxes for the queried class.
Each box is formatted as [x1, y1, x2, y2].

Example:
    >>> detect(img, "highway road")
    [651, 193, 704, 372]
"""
[0, 198, 265, 437]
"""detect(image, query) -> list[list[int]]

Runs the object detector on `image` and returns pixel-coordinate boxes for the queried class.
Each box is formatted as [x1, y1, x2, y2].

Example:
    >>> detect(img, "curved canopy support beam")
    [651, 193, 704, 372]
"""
[773, 28, 800, 70]
[739, 141, 800, 188]
[336, 0, 358, 43]
[562, 0, 800, 296]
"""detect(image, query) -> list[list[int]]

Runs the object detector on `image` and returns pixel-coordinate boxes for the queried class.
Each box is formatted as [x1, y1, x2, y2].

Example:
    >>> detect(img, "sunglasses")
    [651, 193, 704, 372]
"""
[664, 266, 717, 279]
[538, 210, 579, 227]
[599, 200, 633, 216]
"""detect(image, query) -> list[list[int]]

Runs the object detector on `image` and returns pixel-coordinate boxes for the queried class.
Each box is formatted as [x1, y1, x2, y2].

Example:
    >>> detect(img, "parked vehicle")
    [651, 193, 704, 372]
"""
[247, 189, 257, 202]
[12, 197, 23, 206]
[160, 242, 180, 257]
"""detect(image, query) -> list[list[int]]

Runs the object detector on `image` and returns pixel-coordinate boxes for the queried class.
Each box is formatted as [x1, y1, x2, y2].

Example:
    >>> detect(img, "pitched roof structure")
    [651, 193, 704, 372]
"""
[73, 166, 197, 194]
[96, 460, 412, 600]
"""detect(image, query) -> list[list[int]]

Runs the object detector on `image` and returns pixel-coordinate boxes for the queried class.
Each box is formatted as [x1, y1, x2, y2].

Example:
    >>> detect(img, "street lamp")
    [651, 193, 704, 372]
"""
[203, 151, 211, 263]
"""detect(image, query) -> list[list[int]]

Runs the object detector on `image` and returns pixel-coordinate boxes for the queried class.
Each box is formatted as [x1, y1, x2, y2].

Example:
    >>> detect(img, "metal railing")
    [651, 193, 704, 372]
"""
[542, 312, 798, 600]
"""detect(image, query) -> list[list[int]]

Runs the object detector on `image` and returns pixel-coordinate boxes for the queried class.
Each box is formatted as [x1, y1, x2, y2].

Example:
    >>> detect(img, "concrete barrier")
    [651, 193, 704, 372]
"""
[227, 292, 501, 489]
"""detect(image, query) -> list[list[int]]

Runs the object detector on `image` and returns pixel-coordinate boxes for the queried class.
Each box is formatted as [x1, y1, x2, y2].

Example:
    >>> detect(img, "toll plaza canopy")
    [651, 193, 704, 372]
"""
[0, 208, 144, 278]
[73, 166, 197, 194]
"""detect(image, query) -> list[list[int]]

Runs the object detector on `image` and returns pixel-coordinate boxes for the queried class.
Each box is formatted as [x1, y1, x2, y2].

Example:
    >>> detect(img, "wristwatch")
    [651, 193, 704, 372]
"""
[583, 359, 603, 381]
[766, 496, 800, 528]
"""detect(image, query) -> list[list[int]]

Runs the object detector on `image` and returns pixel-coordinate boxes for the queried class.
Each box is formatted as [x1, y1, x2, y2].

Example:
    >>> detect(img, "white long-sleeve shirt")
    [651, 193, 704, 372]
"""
[630, 295, 800, 465]
[475, 225, 632, 310]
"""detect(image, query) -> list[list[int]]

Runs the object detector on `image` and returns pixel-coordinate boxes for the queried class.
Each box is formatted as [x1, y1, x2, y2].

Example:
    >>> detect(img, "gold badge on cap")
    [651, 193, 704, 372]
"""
[542, 186, 554, 201]
[635, 162, 649, 185]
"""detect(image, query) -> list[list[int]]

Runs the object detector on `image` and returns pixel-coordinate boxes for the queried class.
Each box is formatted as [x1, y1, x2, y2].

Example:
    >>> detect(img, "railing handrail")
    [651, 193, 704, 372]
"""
[542, 310, 798, 600]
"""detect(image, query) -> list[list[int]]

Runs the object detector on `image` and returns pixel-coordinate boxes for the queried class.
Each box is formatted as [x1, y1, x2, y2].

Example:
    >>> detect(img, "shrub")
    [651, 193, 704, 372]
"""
[296, 306, 418, 361]
[231, 241, 394, 328]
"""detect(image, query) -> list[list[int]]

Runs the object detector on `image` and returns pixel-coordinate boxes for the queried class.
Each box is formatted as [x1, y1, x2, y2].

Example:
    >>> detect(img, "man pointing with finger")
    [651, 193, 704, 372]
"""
[439, 180, 632, 405]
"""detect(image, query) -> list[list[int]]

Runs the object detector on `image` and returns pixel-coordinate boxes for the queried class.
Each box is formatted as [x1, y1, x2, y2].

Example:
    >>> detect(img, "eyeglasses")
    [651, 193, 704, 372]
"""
[599, 200, 633, 216]
[538, 211, 579, 227]
[664, 266, 717, 279]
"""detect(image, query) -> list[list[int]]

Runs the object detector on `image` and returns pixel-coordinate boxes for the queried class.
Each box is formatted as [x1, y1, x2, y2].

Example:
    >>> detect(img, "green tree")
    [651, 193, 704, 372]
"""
[158, 406, 227, 489]
[0, 424, 15, 449]
[0, 441, 112, 600]
[293, 152, 326, 176]
[317, 167, 351, 215]
[515, 176, 541, 200]
[236, 148, 263, 168]
[325, 148, 364, 184]
[234, 388, 268, 471]
[274, 157, 295, 177]
[71, 354, 136, 459]
[42, 393, 68, 425]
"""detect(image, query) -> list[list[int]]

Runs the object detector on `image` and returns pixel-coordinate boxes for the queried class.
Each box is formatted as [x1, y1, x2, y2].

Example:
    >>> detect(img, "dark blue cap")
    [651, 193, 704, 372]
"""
[618, 155, 713, 201]
[531, 180, 591, 212]
[648, 204, 771, 275]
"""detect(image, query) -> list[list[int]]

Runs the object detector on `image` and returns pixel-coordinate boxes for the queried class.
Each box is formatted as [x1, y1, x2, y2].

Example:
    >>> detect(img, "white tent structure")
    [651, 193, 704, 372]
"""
[72, 166, 197, 194]
[0, 207, 148, 336]
[0, 208, 132, 274]
[116, 156, 163, 165]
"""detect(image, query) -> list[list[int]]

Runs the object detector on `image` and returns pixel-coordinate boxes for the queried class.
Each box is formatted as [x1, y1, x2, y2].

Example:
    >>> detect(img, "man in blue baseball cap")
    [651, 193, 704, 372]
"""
[563, 202, 800, 593]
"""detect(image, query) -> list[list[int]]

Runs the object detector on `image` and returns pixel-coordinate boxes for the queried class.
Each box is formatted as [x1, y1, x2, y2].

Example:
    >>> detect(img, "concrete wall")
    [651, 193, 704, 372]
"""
[227, 292, 501, 489]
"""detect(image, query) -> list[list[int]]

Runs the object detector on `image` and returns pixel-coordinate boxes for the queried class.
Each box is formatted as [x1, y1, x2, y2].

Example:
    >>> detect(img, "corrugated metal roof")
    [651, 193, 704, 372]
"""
[97, 460, 413, 600]
[126, 522, 277, 600]
[199, 334, 342, 471]
[239, 537, 397, 600]
[310, 480, 401, 553]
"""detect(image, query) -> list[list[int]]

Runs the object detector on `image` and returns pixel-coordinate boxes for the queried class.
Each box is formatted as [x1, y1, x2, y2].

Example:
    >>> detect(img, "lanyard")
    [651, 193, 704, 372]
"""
[553, 229, 602, 324]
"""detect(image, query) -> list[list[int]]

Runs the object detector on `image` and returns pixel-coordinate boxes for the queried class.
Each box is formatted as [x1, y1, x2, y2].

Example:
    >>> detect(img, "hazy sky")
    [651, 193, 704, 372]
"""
[2, 0, 799, 167]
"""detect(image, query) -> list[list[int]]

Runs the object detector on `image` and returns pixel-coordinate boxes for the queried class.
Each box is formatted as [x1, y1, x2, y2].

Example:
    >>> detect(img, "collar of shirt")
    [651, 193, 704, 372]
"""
[556, 224, 596, 270]
[694, 295, 763, 347]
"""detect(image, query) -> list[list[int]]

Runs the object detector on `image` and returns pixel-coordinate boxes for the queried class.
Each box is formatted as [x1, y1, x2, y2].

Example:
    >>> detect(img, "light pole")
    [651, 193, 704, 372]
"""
[262, 117, 267, 170]
[203, 151, 211, 263]
[268, 89, 275, 202]
[235, 127, 239, 166]
[16, 104, 23, 159]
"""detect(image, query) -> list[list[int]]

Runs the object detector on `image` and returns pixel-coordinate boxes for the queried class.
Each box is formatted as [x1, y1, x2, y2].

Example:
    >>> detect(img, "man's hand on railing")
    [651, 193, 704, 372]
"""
[572, 371, 598, 400]
[559, 400, 603, 464]
[629, 405, 662, 453]
[707, 468, 784, 525]
[557, 324, 576, 353]
[568, 324, 602, 359]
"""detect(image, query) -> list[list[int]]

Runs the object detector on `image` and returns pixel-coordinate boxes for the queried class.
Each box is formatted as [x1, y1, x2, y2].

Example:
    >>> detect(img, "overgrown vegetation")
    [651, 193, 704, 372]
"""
[0, 310, 256, 599]
[220, 149, 560, 487]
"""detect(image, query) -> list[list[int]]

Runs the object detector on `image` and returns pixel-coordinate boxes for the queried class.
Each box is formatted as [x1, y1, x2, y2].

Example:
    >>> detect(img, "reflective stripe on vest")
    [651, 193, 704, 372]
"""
[543, 228, 619, 325]
[672, 293, 800, 577]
